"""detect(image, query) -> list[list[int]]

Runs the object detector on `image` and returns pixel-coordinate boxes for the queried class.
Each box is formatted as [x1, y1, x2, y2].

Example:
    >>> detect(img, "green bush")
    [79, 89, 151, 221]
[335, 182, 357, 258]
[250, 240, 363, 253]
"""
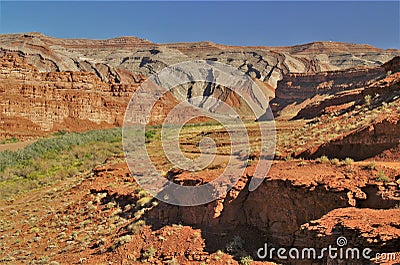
[364, 95, 372, 106]
[214, 250, 224, 260]
[137, 196, 153, 207]
[330, 158, 340, 165]
[142, 246, 156, 259]
[118, 235, 132, 245]
[376, 170, 389, 183]
[0, 137, 19, 144]
[343, 157, 354, 166]
[144, 129, 157, 142]
[316, 155, 330, 164]
[284, 155, 293, 161]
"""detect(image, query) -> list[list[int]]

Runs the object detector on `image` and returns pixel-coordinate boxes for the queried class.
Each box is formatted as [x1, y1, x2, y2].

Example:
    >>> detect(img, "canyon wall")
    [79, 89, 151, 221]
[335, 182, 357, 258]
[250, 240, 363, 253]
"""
[92, 160, 400, 263]
[0, 53, 179, 138]
[0, 33, 399, 138]
[299, 118, 400, 161]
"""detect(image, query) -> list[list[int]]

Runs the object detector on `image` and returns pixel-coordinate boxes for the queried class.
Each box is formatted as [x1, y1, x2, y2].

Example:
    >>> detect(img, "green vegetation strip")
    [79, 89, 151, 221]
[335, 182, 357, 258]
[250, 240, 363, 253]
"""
[0, 128, 122, 199]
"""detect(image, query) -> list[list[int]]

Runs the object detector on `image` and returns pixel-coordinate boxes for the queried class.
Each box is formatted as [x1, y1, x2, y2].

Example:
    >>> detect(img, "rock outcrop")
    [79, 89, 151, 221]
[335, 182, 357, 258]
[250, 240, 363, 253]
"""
[296, 208, 400, 264]
[0, 53, 178, 138]
[145, 161, 400, 245]
[271, 56, 400, 116]
[91, 159, 400, 263]
[298, 117, 400, 161]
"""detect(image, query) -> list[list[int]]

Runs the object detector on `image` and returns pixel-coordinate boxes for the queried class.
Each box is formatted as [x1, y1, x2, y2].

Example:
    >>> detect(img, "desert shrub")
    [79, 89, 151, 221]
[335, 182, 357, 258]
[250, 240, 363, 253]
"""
[118, 235, 132, 245]
[316, 155, 330, 164]
[284, 155, 293, 161]
[330, 158, 340, 165]
[363, 161, 376, 170]
[145, 129, 157, 142]
[376, 170, 389, 183]
[298, 161, 307, 167]
[30, 227, 40, 234]
[142, 246, 156, 259]
[137, 196, 153, 207]
[240, 256, 253, 265]
[106, 201, 116, 209]
[127, 220, 146, 234]
[364, 94, 372, 106]
[134, 209, 145, 219]
[247, 158, 256, 166]
[214, 250, 224, 260]
[343, 157, 354, 166]
[0, 137, 19, 144]
[138, 190, 149, 198]
[53, 130, 68, 136]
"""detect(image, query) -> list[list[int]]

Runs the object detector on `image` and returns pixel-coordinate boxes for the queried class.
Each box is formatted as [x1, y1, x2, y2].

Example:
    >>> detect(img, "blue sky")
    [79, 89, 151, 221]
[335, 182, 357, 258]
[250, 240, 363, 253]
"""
[0, 1, 399, 49]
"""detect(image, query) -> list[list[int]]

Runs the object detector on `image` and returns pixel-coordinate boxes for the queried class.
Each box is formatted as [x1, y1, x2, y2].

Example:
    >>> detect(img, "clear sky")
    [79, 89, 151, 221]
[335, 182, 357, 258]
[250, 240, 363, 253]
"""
[0, 1, 399, 49]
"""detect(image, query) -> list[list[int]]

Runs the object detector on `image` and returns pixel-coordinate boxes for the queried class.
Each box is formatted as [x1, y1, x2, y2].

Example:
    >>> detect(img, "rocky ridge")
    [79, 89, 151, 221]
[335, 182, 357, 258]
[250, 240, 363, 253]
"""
[0, 33, 399, 139]
[0, 33, 398, 86]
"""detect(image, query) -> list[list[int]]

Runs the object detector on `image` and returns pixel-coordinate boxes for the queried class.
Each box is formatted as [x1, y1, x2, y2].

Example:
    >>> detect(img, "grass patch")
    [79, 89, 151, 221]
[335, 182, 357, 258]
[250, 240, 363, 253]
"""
[0, 137, 19, 144]
[0, 128, 122, 199]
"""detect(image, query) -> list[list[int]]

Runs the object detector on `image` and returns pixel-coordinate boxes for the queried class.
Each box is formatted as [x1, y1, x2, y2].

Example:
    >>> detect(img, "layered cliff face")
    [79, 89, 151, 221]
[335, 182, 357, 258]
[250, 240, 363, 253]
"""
[271, 57, 400, 115]
[0, 53, 131, 138]
[2, 33, 397, 85]
[0, 53, 180, 138]
[272, 66, 386, 111]
[0, 33, 399, 139]
[296, 208, 400, 265]
[145, 162, 400, 243]
[299, 117, 400, 161]
[86, 159, 400, 264]
[272, 56, 400, 116]
[285, 62, 400, 161]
